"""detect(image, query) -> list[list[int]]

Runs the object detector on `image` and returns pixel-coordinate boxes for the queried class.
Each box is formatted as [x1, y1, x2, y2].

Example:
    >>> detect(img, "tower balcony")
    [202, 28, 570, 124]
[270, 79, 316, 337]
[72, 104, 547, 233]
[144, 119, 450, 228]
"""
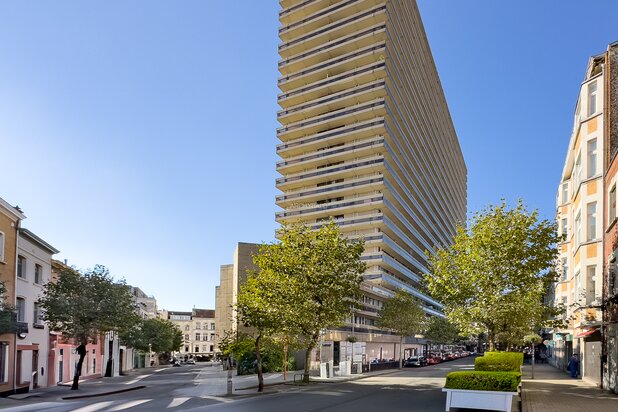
[278, 24, 386, 75]
[278, 5, 387, 58]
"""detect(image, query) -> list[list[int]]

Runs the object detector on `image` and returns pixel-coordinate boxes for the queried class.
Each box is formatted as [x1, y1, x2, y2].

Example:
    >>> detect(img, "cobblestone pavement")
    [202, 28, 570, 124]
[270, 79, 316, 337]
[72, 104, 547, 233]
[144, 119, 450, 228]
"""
[521, 363, 618, 412]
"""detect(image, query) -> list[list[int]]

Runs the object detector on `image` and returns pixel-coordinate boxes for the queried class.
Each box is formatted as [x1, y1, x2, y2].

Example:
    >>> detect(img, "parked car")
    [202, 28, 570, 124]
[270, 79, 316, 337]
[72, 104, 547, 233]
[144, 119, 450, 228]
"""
[185, 359, 196, 365]
[426, 356, 441, 365]
[404, 356, 427, 367]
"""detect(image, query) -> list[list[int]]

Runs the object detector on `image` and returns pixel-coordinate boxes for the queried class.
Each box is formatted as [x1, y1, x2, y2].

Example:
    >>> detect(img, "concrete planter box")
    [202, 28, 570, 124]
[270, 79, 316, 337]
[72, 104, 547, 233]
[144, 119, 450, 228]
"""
[442, 388, 516, 412]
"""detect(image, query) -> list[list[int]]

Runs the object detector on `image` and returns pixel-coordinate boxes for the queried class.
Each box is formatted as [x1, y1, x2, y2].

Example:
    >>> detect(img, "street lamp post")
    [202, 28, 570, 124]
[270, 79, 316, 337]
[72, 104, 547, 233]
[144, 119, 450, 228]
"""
[148, 343, 152, 367]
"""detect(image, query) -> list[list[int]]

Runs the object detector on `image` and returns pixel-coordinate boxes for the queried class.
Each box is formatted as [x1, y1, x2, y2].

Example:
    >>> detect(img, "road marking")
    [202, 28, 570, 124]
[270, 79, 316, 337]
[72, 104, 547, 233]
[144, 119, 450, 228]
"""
[71, 401, 114, 412]
[155, 368, 166, 372]
[125, 373, 152, 384]
[167, 397, 190, 408]
[108, 399, 152, 411]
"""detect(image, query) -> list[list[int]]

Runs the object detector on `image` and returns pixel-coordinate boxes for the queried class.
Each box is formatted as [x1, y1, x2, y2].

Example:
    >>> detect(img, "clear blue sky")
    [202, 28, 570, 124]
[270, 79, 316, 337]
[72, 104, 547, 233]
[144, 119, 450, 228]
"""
[1, 1, 617, 311]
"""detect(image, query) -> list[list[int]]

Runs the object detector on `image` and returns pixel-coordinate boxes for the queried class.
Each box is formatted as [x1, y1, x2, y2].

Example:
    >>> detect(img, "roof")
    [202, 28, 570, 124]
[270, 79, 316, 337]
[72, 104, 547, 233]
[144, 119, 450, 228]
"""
[19, 228, 60, 254]
[0, 196, 26, 221]
[192, 309, 215, 319]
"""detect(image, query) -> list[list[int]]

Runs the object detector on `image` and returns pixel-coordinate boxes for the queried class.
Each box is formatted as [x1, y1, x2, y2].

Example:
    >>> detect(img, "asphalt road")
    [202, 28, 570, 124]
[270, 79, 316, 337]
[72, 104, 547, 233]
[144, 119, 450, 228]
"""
[0, 357, 476, 412]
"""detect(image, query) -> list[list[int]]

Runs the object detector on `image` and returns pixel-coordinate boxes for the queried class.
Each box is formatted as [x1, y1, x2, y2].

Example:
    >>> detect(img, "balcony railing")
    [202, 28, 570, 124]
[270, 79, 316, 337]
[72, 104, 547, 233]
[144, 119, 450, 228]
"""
[277, 119, 384, 151]
[276, 157, 384, 185]
[277, 138, 384, 168]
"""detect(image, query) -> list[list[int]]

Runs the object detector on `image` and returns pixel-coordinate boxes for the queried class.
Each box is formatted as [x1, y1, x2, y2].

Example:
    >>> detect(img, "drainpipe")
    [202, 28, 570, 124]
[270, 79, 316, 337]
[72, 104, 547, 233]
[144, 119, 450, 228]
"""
[12, 218, 21, 394]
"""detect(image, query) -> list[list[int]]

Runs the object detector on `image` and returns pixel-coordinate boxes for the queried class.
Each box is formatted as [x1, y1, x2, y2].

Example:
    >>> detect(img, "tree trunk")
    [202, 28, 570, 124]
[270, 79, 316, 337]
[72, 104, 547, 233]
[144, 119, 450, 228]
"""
[399, 335, 404, 369]
[255, 332, 264, 392]
[71, 344, 87, 390]
[303, 332, 320, 383]
[488, 330, 495, 352]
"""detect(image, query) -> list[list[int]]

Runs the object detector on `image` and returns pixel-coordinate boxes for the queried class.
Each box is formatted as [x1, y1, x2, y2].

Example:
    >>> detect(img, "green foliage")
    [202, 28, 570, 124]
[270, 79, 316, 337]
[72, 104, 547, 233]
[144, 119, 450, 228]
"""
[378, 289, 426, 338]
[475, 352, 523, 372]
[120, 318, 183, 353]
[523, 334, 543, 345]
[245, 220, 366, 383]
[426, 200, 562, 349]
[237, 337, 296, 375]
[38, 265, 140, 343]
[0, 281, 16, 334]
[445, 371, 521, 392]
[424, 316, 460, 345]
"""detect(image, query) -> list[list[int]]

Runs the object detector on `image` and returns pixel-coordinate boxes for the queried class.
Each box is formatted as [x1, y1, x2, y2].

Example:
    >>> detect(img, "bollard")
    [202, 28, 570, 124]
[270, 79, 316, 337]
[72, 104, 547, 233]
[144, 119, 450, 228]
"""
[227, 368, 233, 396]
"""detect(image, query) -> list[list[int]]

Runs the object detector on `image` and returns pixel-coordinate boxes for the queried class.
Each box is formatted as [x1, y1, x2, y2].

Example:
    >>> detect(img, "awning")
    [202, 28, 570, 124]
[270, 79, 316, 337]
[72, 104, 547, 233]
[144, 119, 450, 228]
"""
[575, 326, 600, 338]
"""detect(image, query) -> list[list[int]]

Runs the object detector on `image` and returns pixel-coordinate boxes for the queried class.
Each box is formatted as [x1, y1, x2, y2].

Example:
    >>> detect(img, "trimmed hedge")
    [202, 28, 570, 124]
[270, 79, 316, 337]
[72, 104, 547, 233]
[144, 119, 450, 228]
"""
[445, 371, 521, 392]
[475, 352, 523, 372]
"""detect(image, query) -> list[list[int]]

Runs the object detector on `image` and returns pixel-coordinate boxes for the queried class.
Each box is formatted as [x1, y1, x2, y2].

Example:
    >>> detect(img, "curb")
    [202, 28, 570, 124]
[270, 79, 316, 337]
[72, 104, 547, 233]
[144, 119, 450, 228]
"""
[61, 385, 146, 400]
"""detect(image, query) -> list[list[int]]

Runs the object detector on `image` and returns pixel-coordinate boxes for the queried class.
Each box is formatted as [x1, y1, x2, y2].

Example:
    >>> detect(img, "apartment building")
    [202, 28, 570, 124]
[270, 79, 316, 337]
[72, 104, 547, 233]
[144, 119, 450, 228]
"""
[0, 197, 25, 395]
[164, 309, 217, 361]
[275, 0, 466, 364]
[16, 228, 59, 389]
[214, 242, 260, 351]
[602, 41, 618, 393]
[553, 46, 606, 386]
[129, 286, 158, 320]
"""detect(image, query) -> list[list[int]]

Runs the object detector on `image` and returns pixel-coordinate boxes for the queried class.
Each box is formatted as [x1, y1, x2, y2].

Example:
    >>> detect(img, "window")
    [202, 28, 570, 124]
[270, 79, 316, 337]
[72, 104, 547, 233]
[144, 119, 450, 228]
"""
[586, 266, 596, 305]
[210, 323, 215, 330]
[575, 211, 582, 246]
[611, 185, 616, 223]
[561, 218, 568, 238]
[0, 342, 7, 383]
[210, 334, 215, 341]
[195, 333, 200, 341]
[562, 297, 568, 319]
[33, 302, 43, 326]
[195, 323, 201, 330]
[184, 346, 189, 352]
[195, 346, 200, 353]
[210, 345, 214, 352]
[574, 153, 582, 189]
[16, 297, 25, 322]
[0, 231, 4, 262]
[184, 325, 190, 331]
[184, 334, 189, 341]
[34, 264, 43, 284]
[562, 183, 569, 203]
[574, 271, 581, 303]
[203, 335, 208, 341]
[562, 257, 568, 281]
[587, 202, 597, 241]
[587, 139, 597, 178]
[588, 80, 597, 116]
[17, 256, 25, 279]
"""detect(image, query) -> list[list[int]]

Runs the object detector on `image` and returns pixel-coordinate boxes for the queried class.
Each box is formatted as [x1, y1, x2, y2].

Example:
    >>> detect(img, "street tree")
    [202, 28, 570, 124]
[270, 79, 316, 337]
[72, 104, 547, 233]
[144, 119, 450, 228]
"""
[424, 316, 460, 346]
[38, 264, 139, 389]
[426, 200, 561, 351]
[249, 221, 366, 384]
[377, 289, 426, 368]
[236, 269, 285, 392]
[0, 281, 16, 334]
[120, 318, 183, 362]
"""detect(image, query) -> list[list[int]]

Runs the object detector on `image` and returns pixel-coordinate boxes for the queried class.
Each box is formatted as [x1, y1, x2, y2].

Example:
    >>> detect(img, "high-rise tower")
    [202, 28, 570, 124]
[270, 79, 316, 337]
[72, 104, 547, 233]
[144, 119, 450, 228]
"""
[276, 0, 467, 360]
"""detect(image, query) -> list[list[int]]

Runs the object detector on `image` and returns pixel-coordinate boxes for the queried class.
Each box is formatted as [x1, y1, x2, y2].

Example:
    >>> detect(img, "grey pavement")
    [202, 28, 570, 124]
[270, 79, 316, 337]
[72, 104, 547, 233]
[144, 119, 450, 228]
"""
[521, 363, 618, 412]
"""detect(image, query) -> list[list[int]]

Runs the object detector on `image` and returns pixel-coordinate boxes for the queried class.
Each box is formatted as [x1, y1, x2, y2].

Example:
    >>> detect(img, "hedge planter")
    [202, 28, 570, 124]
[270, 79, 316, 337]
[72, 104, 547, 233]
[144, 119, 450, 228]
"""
[443, 371, 520, 412]
[442, 388, 516, 412]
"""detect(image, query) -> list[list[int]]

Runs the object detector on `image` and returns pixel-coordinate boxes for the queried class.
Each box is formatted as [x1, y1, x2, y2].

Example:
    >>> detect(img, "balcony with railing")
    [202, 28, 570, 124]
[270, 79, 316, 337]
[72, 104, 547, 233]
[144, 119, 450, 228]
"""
[278, 61, 386, 108]
[278, 5, 387, 58]
[277, 99, 386, 142]
[276, 156, 385, 190]
[277, 137, 385, 174]
[279, 0, 338, 25]
[276, 194, 384, 220]
[278, 42, 386, 92]
[279, 0, 381, 41]
[278, 24, 386, 75]
[276, 174, 383, 207]
[277, 118, 385, 157]
[278, 80, 386, 123]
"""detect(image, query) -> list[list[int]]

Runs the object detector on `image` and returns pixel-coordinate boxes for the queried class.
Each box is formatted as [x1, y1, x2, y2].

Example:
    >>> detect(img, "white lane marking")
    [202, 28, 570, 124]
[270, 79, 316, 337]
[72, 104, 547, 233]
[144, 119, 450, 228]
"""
[125, 373, 152, 385]
[155, 368, 166, 372]
[71, 401, 114, 412]
[167, 397, 191, 408]
[0, 402, 76, 412]
[108, 399, 152, 411]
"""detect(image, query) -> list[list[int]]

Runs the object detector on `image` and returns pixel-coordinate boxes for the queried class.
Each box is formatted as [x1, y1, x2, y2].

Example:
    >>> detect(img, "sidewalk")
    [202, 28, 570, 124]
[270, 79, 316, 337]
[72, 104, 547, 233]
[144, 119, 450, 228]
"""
[521, 363, 618, 412]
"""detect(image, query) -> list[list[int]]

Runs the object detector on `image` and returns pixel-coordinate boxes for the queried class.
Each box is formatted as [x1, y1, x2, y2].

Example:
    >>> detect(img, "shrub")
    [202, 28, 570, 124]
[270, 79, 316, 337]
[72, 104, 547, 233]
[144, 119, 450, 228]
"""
[445, 371, 521, 392]
[475, 352, 523, 372]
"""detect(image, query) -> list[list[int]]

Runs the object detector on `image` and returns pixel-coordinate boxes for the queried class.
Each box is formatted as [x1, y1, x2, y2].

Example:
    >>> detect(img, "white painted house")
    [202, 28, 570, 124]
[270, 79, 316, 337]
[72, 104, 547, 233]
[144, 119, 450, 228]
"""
[16, 228, 58, 389]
